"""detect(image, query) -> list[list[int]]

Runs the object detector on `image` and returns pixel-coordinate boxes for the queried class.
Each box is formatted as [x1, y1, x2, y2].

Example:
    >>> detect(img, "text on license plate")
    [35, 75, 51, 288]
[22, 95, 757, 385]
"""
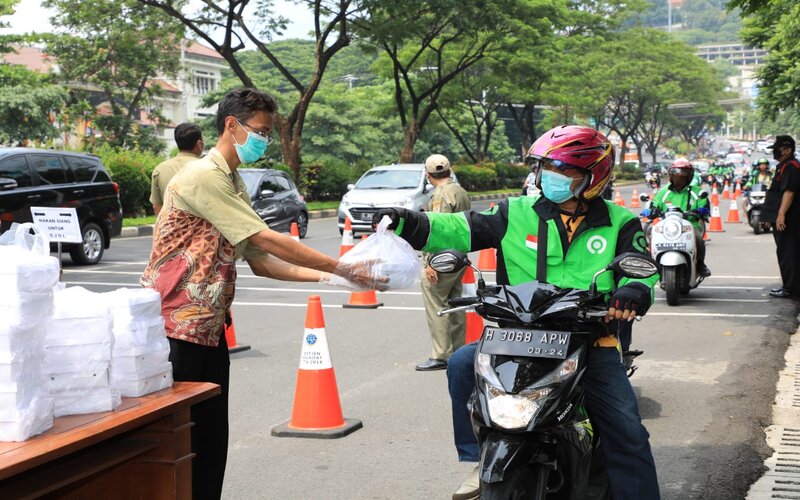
[359, 212, 374, 221]
[655, 242, 685, 250]
[481, 327, 571, 359]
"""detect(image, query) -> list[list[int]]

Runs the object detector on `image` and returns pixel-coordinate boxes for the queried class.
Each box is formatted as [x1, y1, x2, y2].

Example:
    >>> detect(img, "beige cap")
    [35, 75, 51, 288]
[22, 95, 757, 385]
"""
[425, 154, 451, 173]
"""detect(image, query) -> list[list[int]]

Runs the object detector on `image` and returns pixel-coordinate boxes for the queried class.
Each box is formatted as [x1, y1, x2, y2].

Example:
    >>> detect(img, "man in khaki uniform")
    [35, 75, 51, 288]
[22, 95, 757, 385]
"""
[417, 154, 471, 371]
[149, 122, 204, 215]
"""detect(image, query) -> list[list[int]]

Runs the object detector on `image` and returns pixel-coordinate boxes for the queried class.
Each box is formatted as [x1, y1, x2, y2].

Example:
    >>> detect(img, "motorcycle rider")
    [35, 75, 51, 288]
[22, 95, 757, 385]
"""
[745, 158, 773, 190]
[373, 125, 660, 500]
[644, 159, 711, 278]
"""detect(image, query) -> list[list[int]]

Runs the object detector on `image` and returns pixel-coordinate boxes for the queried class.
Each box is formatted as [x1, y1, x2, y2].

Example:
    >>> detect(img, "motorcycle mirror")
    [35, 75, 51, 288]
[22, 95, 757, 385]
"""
[699, 191, 709, 199]
[609, 252, 659, 279]
[429, 250, 470, 274]
[639, 193, 650, 202]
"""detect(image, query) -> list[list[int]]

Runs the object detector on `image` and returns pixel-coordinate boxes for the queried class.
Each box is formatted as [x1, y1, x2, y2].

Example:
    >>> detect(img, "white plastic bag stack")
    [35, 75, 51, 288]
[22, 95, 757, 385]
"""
[0, 223, 57, 441]
[47, 287, 121, 417]
[104, 288, 172, 397]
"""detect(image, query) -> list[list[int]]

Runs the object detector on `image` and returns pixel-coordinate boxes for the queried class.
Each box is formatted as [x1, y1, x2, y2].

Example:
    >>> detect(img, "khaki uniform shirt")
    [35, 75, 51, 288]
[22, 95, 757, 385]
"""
[424, 179, 470, 263]
[149, 151, 201, 207]
[141, 148, 268, 347]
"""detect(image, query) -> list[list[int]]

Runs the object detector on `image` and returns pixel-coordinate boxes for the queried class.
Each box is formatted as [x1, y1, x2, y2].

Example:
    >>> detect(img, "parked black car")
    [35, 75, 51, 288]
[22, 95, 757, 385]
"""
[239, 168, 309, 238]
[0, 148, 123, 265]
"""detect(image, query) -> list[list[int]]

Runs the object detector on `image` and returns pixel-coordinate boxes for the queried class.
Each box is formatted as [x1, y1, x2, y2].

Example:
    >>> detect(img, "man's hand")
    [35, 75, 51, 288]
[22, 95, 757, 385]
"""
[606, 285, 649, 322]
[776, 213, 787, 231]
[334, 260, 390, 291]
[371, 208, 401, 230]
[424, 265, 438, 285]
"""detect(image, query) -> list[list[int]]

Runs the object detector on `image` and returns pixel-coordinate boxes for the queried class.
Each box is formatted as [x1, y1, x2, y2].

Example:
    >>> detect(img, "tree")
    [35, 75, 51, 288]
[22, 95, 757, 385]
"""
[0, 85, 67, 145]
[44, 0, 184, 152]
[353, 0, 552, 162]
[139, 0, 355, 180]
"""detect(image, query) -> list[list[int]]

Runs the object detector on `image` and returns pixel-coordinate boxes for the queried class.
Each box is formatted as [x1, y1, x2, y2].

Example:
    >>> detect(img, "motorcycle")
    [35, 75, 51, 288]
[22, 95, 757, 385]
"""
[743, 185, 770, 235]
[640, 193, 709, 306]
[428, 250, 659, 499]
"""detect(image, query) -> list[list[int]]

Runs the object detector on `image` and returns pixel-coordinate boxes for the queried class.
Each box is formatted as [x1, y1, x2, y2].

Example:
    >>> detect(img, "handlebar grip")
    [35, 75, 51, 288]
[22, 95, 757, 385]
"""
[448, 296, 478, 308]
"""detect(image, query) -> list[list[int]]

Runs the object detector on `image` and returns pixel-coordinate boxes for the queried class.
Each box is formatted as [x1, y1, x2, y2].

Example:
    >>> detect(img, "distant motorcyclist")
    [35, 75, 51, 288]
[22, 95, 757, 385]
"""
[745, 158, 772, 191]
[644, 159, 711, 277]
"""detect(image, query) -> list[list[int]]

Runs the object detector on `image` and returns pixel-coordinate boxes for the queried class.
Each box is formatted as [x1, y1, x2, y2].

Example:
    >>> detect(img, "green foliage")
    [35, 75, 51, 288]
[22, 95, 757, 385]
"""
[452, 164, 497, 191]
[91, 144, 163, 216]
[302, 158, 365, 202]
[0, 85, 67, 145]
[493, 163, 529, 189]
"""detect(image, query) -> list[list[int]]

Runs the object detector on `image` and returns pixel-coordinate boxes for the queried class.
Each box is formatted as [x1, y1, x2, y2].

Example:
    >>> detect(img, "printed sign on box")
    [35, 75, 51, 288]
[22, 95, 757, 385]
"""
[29, 207, 82, 243]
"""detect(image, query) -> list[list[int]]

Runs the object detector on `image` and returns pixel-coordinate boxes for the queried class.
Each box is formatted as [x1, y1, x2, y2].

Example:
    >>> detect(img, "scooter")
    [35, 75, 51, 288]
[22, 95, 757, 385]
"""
[428, 250, 659, 499]
[641, 193, 709, 306]
[743, 184, 770, 235]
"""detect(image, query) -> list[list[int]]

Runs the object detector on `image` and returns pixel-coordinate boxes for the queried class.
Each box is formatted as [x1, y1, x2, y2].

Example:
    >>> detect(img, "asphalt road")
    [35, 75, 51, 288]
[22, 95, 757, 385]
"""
[58, 186, 799, 500]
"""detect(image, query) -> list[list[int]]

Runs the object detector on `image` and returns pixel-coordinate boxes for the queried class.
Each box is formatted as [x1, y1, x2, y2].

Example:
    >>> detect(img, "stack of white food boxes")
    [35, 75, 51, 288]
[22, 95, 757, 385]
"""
[47, 287, 121, 417]
[104, 288, 172, 397]
[0, 246, 58, 441]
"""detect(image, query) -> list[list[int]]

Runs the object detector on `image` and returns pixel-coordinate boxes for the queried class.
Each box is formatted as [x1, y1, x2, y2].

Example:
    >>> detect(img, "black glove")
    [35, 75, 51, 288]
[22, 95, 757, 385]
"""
[372, 208, 404, 230]
[608, 282, 652, 318]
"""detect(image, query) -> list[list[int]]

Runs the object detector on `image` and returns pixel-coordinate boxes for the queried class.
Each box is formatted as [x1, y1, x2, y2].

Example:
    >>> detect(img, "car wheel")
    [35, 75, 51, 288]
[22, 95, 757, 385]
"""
[296, 212, 308, 239]
[69, 222, 105, 265]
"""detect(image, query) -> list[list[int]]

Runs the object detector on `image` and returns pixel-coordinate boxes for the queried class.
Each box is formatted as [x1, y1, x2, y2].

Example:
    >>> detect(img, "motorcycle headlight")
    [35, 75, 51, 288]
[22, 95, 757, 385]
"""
[662, 220, 682, 240]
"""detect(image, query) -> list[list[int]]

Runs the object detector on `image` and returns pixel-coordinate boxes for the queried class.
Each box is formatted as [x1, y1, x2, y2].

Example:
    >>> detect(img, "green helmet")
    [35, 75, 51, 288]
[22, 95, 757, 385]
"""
[757, 158, 769, 165]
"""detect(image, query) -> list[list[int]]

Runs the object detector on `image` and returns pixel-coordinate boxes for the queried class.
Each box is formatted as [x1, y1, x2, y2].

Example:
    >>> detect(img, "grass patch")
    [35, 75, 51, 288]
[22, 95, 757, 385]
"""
[123, 215, 156, 227]
[306, 200, 340, 210]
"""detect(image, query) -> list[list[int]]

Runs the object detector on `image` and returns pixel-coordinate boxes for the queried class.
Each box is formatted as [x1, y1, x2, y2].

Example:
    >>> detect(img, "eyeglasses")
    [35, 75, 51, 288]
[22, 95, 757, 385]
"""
[237, 120, 272, 143]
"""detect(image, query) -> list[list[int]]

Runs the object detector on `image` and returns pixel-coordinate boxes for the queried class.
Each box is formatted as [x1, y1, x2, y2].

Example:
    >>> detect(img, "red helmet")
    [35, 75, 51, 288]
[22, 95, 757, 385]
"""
[526, 125, 615, 201]
[669, 159, 694, 177]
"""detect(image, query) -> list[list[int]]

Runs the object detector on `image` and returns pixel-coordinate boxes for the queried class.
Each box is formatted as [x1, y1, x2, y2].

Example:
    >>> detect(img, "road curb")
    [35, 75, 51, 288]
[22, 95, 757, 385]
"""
[747, 313, 800, 499]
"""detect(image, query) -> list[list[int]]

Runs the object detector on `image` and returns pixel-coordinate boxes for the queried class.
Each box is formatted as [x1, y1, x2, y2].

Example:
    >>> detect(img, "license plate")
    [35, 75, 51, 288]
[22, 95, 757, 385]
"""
[481, 326, 571, 359]
[655, 242, 686, 250]
[359, 212, 374, 221]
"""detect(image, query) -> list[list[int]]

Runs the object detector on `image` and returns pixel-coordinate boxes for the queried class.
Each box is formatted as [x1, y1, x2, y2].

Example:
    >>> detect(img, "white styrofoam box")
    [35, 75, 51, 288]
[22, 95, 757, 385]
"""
[0, 381, 36, 420]
[0, 247, 60, 293]
[112, 362, 173, 398]
[112, 316, 167, 351]
[47, 368, 110, 392]
[45, 341, 112, 373]
[0, 323, 45, 354]
[0, 351, 43, 386]
[53, 387, 121, 417]
[103, 288, 162, 330]
[0, 395, 54, 442]
[0, 290, 54, 330]
[53, 286, 112, 320]
[111, 345, 170, 375]
[46, 317, 113, 346]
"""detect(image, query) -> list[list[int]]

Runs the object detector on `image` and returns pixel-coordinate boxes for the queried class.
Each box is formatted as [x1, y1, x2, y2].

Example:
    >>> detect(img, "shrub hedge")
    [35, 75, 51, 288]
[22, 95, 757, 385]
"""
[92, 144, 162, 217]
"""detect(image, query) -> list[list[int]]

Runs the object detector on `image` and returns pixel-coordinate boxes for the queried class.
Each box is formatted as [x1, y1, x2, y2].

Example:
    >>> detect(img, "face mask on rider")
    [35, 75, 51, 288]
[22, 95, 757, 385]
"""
[773, 147, 785, 161]
[233, 120, 270, 164]
[540, 169, 577, 203]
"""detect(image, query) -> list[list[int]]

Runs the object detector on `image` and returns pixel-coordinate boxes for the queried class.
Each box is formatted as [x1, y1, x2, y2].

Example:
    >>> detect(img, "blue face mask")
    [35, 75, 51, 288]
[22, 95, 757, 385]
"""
[540, 169, 576, 203]
[233, 121, 270, 164]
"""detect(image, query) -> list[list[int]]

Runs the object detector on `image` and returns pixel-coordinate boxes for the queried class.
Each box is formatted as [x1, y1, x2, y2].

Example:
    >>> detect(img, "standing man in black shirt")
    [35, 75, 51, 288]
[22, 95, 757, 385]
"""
[762, 135, 800, 298]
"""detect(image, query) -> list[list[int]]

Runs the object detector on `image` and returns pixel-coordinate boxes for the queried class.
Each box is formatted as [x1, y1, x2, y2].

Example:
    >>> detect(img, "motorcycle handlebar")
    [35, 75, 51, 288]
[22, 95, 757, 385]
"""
[448, 296, 479, 308]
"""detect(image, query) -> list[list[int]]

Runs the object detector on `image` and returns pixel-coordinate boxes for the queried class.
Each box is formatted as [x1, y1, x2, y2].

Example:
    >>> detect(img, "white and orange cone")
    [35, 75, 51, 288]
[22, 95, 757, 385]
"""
[290, 222, 301, 242]
[339, 218, 354, 256]
[272, 296, 363, 439]
[462, 267, 484, 344]
[726, 198, 741, 223]
[707, 203, 725, 232]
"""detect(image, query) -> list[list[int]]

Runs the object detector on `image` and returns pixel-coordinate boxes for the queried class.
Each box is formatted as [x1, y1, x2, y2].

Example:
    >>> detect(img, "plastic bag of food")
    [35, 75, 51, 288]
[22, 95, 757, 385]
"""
[336, 216, 421, 291]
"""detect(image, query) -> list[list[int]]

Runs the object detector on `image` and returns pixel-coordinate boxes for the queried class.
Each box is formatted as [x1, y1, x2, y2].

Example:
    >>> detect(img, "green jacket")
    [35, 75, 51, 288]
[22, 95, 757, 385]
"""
[745, 169, 772, 190]
[396, 196, 657, 300]
[651, 184, 709, 231]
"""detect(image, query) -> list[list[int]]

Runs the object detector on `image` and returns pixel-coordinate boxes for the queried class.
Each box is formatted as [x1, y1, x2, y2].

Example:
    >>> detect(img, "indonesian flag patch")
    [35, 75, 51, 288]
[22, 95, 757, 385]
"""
[525, 234, 538, 251]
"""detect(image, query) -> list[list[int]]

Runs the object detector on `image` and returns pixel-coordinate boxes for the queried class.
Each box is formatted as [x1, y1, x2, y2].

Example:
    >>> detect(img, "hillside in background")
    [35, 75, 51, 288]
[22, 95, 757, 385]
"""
[638, 0, 742, 45]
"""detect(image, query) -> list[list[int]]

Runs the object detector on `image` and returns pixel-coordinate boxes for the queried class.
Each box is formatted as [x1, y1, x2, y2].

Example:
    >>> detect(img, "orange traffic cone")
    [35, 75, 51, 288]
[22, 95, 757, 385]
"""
[290, 222, 300, 242]
[629, 189, 641, 209]
[710, 184, 720, 206]
[272, 296, 363, 438]
[722, 181, 730, 199]
[343, 235, 383, 309]
[707, 203, 725, 232]
[462, 267, 484, 344]
[614, 190, 626, 207]
[477, 247, 496, 272]
[734, 182, 743, 199]
[726, 198, 741, 223]
[339, 218, 354, 256]
[224, 310, 251, 354]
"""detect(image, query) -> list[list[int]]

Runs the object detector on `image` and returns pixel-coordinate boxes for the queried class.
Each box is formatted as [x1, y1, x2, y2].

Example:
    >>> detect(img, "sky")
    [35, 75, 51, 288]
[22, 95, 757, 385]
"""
[2, 0, 313, 41]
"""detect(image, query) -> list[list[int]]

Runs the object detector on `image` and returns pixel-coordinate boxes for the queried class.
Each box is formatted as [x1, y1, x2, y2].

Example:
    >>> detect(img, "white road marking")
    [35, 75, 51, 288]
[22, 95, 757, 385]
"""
[646, 312, 769, 318]
[654, 298, 769, 303]
[706, 275, 781, 279]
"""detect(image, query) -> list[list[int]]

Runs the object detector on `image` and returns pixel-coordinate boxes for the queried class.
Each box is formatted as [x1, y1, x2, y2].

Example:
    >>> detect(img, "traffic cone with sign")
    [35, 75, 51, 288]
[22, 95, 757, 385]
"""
[462, 267, 484, 344]
[707, 201, 725, 232]
[272, 296, 363, 439]
[726, 198, 741, 223]
[629, 189, 641, 209]
[224, 310, 251, 354]
[290, 222, 301, 242]
[339, 219, 354, 256]
[614, 190, 626, 207]
[734, 182, 743, 200]
[343, 235, 383, 309]
[722, 181, 730, 200]
[711, 184, 720, 206]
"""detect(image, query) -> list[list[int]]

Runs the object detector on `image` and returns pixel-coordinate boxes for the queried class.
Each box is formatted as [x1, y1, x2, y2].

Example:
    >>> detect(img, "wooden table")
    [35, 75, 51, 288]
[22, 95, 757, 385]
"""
[0, 381, 220, 499]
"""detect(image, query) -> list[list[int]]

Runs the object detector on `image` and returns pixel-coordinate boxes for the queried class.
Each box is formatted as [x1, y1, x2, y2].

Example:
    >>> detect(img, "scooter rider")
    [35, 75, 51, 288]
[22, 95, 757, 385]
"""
[373, 125, 660, 500]
[645, 159, 711, 278]
[745, 158, 772, 190]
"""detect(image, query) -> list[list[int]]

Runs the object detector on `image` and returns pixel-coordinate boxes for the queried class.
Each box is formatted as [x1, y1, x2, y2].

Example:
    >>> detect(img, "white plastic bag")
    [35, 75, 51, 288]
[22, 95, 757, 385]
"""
[0, 222, 50, 257]
[338, 216, 421, 291]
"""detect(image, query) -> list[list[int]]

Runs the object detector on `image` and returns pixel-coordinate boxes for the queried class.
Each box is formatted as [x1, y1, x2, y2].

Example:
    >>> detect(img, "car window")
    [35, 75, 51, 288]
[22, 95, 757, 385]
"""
[273, 175, 292, 192]
[0, 155, 33, 188]
[30, 155, 67, 185]
[94, 168, 112, 182]
[260, 176, 283, 193]
[64, 156, 98, 182]
[356, 169, 421, 189]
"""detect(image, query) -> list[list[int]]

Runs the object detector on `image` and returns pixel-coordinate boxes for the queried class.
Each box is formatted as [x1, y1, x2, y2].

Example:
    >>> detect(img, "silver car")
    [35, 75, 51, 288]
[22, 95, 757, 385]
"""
[337, 164, 455, 234]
